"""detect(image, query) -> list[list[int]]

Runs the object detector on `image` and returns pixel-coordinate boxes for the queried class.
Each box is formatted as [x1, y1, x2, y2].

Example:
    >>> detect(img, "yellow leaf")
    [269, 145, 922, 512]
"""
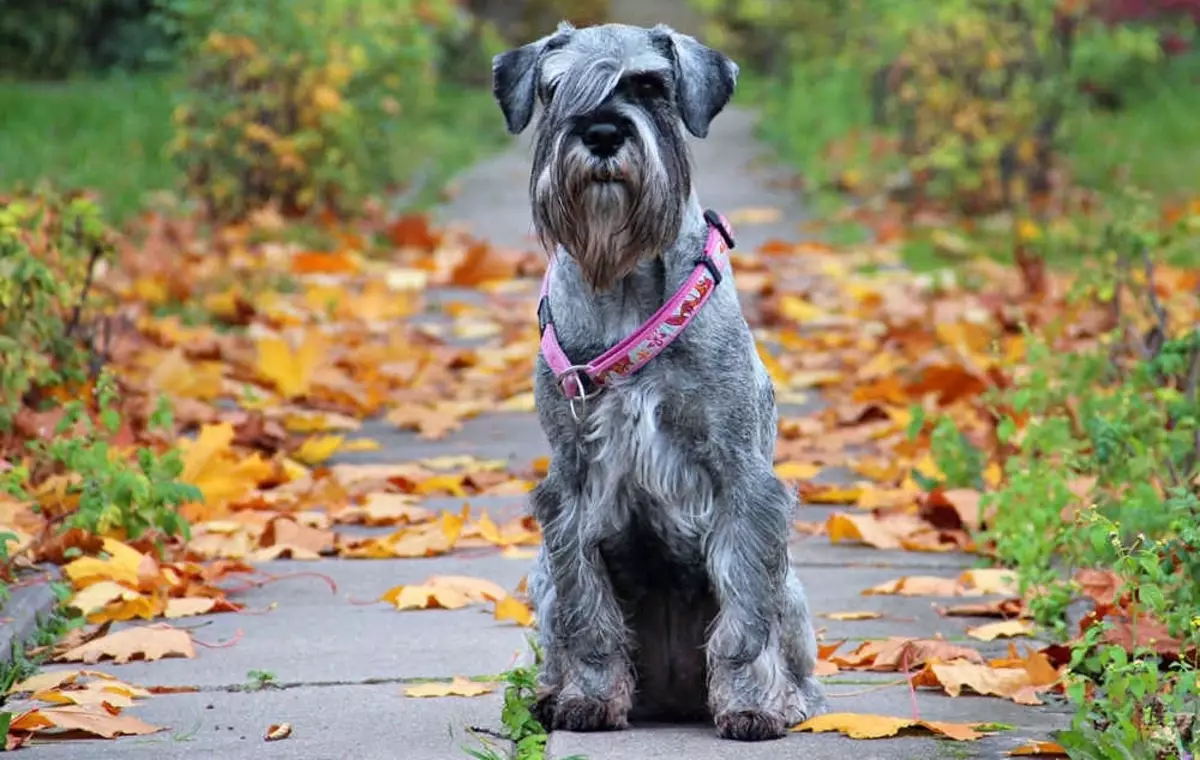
[821, 610, 883, 621]
[404, 676, 494, 698]
[792, 712, 987, 741]
[774, 461, 822, 480]
[780, 295, 826, 323]
[63, 538, 148, 588]
[727, 206, 781, 225]
[493, 595, 534, 627]
[959, 568, 1018, 595]
[255, 331, 328, 400]
[177, 423, 274, 509]
[381, 584, 473, 611]
[966, 620, 1035, 642]
[424, 575, 507, 603]
[291, 435, 344, 466]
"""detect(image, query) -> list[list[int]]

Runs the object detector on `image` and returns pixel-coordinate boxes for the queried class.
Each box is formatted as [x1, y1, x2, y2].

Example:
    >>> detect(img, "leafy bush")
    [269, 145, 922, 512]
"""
[922, 194, 1200, 756]
[0, 193, 113, 433]
[0, 0, 179, 79]
[168, 0, 479, 221]
[0, 192, 198, 570]
[704, 0, 1195, 217]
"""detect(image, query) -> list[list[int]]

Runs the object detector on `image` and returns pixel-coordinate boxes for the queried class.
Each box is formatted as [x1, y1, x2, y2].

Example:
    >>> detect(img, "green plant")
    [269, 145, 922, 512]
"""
[168, 0, 481, 221]
[979, 193, 1200, 755]
[244, 669, 278, 691]
[3, 371, 198, 543]
[462, 647, 586, 760]
[0, 193, 113, 432]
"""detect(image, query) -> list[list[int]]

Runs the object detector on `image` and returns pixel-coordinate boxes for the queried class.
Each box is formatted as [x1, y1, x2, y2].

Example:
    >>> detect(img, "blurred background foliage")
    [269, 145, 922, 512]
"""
[1, 0, 1196, 233]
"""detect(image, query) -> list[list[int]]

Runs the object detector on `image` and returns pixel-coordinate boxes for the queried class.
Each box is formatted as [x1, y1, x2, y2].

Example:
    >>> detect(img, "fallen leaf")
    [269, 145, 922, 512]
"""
[404, 676, 495, 698]
[966, 620, 1035, 642]
[792, 712, 987, 741]
[265, 722, 292, 741]
[862, 576, 970, 597]
[1007, 741, 1069, 756]
[8, 705, 163, 739]
[821, 611, 883, 621]
[423, 575, 507, 603]
[493, 595, 534, 627]
[381, 585, 472, 611]
[912, 661, 1044, 705]
[959, 568, 1019, 595]
[56, 624, 196, 665]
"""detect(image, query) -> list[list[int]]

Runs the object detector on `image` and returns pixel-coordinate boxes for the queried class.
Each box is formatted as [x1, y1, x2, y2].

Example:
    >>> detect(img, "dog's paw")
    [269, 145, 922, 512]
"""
[714, 710, 787, 742]
[552, 696, 629, 732]
[532, 691, 557, 730]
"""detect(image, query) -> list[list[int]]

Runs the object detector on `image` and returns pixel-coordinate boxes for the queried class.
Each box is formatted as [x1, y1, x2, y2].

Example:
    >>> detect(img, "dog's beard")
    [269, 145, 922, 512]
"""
[533, 134, 686, 292]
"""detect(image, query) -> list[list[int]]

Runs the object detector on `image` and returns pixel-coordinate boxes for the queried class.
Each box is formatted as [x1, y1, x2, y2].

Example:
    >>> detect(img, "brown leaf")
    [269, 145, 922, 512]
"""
[911, 661, 1044, 705]
[792, 712, 988, 741]
[826, 512, 927, 550]
[936, 598, 1026, 618]
[862, 575, 969, 597]
[265, 722, 293, 741]
[8, 705, 163, 739]
[56, 624, 196, 665]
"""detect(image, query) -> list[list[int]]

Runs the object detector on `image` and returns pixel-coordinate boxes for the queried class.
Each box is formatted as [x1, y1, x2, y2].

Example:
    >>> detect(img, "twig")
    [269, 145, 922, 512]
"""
[827, 678, 909, 698]
[63, 223, 106, 342]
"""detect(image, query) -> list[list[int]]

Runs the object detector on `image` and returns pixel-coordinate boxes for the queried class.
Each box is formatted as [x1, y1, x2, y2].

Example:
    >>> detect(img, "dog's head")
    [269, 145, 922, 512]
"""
[492, 23, 738, 291]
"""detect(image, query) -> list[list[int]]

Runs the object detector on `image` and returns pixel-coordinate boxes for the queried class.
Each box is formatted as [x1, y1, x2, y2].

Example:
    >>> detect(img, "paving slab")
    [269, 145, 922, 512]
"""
[19, 684, 505, 760]
[0, 565, 59, 665]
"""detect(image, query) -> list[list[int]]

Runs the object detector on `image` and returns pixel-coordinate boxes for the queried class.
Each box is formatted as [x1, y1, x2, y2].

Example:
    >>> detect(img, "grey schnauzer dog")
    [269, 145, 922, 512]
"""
[492, 22, 827, 742]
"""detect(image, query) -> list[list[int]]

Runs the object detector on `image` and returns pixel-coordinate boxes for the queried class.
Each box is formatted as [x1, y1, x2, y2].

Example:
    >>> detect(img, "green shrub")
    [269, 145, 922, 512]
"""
[922, 193, 1200, 754]
[168, 0, 478, 221]
[0, 193, 113, 432]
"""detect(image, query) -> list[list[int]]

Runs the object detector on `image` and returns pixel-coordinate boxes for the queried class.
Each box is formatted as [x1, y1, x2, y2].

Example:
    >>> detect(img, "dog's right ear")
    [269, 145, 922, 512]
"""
[492, 23, 573, 135]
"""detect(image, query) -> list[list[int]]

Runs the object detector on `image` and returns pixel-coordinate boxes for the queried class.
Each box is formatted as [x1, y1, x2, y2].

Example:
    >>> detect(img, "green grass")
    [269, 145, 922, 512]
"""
[1065, 56, 1200, 202]
[0, 72, 507, 223]
[0, 72, 176, 222]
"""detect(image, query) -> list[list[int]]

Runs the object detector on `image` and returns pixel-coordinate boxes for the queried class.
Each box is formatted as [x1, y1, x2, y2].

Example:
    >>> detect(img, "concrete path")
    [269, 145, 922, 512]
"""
[18, 107, 1069, 759]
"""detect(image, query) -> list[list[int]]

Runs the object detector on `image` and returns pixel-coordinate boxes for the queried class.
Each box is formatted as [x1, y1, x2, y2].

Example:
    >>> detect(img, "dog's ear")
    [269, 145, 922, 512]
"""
[492, 22, 574, 135]
[660, 28, 739, 138]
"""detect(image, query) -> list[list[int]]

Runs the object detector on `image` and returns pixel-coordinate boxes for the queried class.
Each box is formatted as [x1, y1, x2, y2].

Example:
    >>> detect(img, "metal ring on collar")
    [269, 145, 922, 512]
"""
[556, 365, 597, 421]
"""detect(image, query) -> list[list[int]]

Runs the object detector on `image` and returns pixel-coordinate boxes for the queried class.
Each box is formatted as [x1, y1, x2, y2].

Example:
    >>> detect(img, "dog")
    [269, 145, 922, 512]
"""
[492, 22, 827, 742]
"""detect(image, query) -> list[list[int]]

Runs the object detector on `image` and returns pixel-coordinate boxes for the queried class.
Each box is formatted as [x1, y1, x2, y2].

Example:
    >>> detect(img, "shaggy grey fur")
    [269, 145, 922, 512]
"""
[492, 22, 827, 742]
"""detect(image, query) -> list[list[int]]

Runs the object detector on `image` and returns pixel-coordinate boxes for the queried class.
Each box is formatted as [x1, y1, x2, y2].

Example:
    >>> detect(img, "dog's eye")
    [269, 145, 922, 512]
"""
[629, 74, 665, 100]
[542, 81, 558, 104]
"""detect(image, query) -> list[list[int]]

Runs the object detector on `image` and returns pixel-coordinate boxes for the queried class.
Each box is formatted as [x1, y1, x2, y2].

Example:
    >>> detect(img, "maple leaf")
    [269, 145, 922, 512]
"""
[177, 423, 274, 510]
[332, 493, 433, 526]
[254, 330, 328, 399]
[792, 713, 989, 741]
[403, 676, 494, 698]
[8, 705, 163, 740]
[381, 585, 473, 611]
[912, 661, 1046, 705]
[56, 624, 196, 665]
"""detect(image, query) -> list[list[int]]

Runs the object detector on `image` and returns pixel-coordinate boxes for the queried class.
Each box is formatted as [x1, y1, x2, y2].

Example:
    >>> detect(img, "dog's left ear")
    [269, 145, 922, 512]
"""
[659, 28, 739, 138]
[492, 22, 574, 135]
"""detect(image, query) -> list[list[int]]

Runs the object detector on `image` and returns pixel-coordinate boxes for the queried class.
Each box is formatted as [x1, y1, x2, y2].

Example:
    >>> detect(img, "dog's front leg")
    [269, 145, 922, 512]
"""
[530, 474, 634, 732]
[704, 469, 812, 741]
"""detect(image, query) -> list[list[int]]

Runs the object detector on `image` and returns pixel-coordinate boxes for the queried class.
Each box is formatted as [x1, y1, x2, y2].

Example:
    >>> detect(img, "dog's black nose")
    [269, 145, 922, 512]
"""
[582, 121, 625, 158]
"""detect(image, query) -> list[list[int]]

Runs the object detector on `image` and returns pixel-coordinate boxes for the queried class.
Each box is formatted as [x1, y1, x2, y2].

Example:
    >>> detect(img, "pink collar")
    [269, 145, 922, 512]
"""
[537, 209, 735, 401]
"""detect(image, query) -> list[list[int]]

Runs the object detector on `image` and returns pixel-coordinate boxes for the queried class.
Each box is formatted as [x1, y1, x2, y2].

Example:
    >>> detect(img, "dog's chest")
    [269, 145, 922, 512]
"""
[581, 379, 711, 544]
